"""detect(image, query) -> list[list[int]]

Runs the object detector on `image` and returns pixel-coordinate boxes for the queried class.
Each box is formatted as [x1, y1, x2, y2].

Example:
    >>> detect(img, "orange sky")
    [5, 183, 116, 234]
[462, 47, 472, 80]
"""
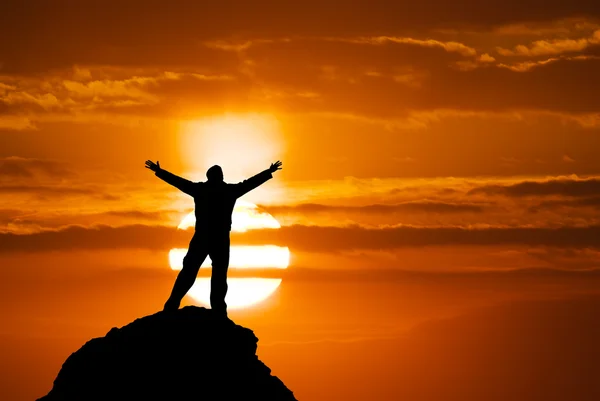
[2, 1, 600, 400]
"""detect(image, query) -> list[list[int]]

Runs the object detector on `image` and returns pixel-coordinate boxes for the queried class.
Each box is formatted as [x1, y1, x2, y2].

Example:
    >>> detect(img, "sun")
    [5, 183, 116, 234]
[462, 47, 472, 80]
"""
[169, 200, 289, 309]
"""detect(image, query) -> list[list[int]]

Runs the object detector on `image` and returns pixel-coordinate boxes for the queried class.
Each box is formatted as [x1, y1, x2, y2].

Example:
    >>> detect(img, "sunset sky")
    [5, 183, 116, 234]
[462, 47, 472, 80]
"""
[2, 1, 600, 400]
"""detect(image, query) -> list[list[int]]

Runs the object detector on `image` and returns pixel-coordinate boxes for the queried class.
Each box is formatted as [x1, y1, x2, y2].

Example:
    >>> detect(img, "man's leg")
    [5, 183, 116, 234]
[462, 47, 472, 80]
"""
[208, 233, 230, 315]
[164, 234, 208, 311]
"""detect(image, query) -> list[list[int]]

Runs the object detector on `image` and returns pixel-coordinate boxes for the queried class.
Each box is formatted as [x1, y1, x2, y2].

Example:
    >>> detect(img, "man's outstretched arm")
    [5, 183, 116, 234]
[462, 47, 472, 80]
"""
[145, 160, 195, 196]
[234, 160, 282, 198]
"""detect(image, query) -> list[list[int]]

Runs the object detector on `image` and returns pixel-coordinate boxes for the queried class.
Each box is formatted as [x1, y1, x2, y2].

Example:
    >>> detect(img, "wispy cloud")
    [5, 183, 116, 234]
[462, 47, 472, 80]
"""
[497, 54, 600, 72]
[262, 201, 486, 215]
[469, 176, 600, 197]
[497, 29, 600, 56]
[329, 36, 477, 57]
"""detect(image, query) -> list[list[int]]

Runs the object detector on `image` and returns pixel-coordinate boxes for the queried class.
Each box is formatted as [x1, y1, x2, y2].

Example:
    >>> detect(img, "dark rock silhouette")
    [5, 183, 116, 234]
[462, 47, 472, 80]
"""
[37, 306, 297, 401]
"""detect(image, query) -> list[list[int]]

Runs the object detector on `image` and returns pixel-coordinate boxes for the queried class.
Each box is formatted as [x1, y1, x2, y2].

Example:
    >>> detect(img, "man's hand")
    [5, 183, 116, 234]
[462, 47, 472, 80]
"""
[269, 160, 282, 173]
[145, 160, 161, 172]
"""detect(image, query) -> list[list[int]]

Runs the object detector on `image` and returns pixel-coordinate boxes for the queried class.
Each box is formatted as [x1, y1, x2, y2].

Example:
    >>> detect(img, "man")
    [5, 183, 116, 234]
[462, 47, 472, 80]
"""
[145, 159, 283, 316]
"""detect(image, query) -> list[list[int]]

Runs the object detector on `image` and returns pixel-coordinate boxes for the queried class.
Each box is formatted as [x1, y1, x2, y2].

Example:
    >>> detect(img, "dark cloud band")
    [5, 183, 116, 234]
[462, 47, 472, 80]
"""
[470, 177, 600, 197]
[2, 223, 600, 253]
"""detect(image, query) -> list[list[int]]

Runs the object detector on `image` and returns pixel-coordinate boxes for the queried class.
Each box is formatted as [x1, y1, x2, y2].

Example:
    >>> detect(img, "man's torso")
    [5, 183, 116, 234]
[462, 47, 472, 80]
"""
[192, 182, 237, 232]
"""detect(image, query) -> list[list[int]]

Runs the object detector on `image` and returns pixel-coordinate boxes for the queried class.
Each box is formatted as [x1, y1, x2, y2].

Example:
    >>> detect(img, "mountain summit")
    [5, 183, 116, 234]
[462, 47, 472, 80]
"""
[38, 306, 297, 401]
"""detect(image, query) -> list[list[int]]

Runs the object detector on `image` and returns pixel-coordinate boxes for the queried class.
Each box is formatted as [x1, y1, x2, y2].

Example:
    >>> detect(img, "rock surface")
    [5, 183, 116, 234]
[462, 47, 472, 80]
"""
[38, 306, 297, 401]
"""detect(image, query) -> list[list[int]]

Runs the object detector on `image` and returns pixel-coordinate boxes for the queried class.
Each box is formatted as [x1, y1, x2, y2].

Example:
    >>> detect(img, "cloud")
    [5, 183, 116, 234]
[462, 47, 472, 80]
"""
[0, 157, 73, 178]
[0, 208, 182, 235]
[0, 89, 59, 109]
[204, 38, 290, 52]
[0, 2, 598, 121]
[60, 71, 234, 104]
[262, 201, 486, 215]
[326, 36, 477, 57]
[469, 176, 600, 197]
[497, 54, 600, 72]
[2, 31, 600, 129]
[491, 19, 597, 36]
[253, 266, 600, 281]
[0, 3, 599, 129]
[0, 184, 121, 203]
[497, 29, 600, 56]
[237, 224, 600, 251]
[223, 41, 600, 118]
[62, 78, 159, 103]
[5, 173, 600, 236]
[2, 223, 600, 253]
[0, 115, 34, 130]
[0, 224, 183, 252]
[104, 210, 174, 221]
[0, 209, 25, 223]
[0, 69, 240, 124]
[2, 2, 600, 69]
[530, 196, 600, 211]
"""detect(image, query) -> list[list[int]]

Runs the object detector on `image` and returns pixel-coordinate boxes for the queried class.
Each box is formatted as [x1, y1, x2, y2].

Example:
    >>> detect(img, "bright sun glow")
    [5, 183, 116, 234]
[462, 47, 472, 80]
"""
[187, 278, 283, 309]
[179, 113, 284, 184]
[169, 246, 290, 270]
[169, 200, 289, 310]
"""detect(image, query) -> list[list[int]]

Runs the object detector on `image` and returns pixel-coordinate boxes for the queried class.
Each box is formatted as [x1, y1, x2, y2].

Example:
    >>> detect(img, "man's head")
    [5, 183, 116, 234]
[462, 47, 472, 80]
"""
[206, 165, 224, 182]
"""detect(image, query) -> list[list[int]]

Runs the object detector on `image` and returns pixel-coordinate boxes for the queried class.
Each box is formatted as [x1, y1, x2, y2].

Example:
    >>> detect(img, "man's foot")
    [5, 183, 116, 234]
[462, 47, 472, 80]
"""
[163, 298, 180, 312]
[212, 308, 228, 319]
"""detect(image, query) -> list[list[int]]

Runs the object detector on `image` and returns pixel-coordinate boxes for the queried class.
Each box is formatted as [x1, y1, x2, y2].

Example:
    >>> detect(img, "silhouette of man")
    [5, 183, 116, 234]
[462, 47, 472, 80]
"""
[145, 159, 283, 316]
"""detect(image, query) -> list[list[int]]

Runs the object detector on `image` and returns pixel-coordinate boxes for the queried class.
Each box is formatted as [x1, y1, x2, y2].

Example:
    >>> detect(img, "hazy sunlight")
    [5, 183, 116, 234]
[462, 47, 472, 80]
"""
[170, 200, 289, 309]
